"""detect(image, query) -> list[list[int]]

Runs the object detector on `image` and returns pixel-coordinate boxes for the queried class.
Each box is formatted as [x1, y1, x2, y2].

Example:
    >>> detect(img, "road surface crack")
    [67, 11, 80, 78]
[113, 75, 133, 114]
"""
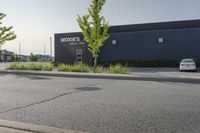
[0, 80, 115, 114]
[0, 90, 80, 114]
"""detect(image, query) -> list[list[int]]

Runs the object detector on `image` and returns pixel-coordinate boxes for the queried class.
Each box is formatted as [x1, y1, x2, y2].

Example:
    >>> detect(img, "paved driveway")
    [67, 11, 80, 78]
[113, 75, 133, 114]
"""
[0, 74, 200, 133]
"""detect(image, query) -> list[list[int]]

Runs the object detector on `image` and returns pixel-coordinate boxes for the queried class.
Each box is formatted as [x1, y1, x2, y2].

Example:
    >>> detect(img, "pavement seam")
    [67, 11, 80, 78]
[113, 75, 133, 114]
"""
[0, 90, 80, 114]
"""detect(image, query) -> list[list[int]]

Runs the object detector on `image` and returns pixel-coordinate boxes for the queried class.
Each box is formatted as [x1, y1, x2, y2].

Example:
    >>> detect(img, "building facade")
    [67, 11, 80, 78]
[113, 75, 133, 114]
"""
[55, 19, 200, 66]
[0, 50, 14, 62]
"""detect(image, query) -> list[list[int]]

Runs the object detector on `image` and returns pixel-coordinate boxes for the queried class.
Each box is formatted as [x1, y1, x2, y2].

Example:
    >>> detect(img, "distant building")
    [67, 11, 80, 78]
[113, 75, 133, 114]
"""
[0, 50, 14, 62]
[36, 54, 52, 61]
[20, 55, 30, 62]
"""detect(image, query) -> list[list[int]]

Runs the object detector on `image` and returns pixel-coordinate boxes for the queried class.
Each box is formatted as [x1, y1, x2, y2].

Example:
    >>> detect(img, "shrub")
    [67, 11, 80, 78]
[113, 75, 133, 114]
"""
[8, 62, 130, 74]
[109, 64, 129, 74]
[58, 64, 71, 72]
[16, 63, 30, 70]
[7, 63, 53, 71]
[29, 63, 43, 71]
[58, 64, 90, 73]
[43, 63, 53, 71]
[95, 66, 104, 73]
[70, 64, 90, 73]
[7, 63, 18, 70]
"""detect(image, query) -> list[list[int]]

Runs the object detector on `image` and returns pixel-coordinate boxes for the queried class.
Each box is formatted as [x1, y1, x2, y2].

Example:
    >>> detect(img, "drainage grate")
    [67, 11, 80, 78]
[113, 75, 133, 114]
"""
[75, 87, 102, 91]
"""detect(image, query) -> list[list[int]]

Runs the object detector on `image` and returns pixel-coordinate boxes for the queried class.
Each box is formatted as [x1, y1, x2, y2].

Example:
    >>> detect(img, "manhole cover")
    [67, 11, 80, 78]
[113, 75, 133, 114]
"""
[75, 87, 102, 91]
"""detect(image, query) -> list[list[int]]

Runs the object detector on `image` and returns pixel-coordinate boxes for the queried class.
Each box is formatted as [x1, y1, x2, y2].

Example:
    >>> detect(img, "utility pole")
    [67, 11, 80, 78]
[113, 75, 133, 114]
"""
[50, 37, 53, 61]
[44, 44, 46, 62]
[19, 43, 21, 61]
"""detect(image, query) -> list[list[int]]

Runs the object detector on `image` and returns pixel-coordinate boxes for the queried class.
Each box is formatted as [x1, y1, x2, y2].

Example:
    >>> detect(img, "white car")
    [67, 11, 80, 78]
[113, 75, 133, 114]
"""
[180, 59, 196, 71]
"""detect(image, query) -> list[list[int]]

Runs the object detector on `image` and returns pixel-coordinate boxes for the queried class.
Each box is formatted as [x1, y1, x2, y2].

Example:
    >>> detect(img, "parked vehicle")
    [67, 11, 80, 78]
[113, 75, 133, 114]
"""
[180, 59, 196, 71]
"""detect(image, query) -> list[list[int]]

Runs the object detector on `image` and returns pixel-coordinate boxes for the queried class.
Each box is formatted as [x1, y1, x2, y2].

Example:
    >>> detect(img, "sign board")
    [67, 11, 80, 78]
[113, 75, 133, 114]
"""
[60, 37, 86, 45]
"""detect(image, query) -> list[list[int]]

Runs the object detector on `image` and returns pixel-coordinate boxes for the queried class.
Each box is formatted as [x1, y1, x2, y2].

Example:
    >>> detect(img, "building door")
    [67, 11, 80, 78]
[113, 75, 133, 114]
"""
[76, 49, 83, 63]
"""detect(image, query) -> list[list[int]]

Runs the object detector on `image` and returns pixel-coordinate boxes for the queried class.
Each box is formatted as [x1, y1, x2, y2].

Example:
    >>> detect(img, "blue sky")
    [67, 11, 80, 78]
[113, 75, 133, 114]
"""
[0, 0, 200, 55]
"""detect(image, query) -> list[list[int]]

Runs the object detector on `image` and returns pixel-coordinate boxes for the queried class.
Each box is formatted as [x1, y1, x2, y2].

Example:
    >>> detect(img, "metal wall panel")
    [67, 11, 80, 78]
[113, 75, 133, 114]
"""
[99, 28, 200, 61]
[55, 28, 200, 64]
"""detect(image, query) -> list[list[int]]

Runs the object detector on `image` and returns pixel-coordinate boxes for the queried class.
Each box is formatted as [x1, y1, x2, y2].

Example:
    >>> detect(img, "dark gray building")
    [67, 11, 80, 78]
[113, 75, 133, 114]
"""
[55, 19, 200, 66]
[0, 49, 14, 62]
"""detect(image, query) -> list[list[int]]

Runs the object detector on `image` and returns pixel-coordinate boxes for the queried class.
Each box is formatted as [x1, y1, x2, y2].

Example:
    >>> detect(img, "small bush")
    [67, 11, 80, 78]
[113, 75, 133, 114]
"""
[17, 63, 30, 70]
[8, 63, 30, 70]
[29, 63, 43, 71]
[8, 63, 18, 70]
[43, 63, 53, 71]
[58, 64, 90, 73]
[95, 66, 104, 73]
[7, 63, 53, 71]
[109, 64, 128, 74]
[58, 64, 71, 72]
[70, 64, 90, 73]
[8, 63, 130, 74]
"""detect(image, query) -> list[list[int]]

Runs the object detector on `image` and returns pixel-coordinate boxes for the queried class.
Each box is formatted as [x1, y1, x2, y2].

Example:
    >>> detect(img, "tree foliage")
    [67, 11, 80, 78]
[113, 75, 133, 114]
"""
[29, 53, 38, 62]
[10, 54, 20, 62]
[0, 12, 16, 46]
[77, 0, 109, 71]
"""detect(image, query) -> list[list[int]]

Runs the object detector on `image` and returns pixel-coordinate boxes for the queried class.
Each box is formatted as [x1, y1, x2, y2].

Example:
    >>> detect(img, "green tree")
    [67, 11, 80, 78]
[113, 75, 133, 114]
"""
[29, 53, 38, 62]
[0, 12, 16, 46]
[11, 54, 20, 62]
[77, 0, 109, 72]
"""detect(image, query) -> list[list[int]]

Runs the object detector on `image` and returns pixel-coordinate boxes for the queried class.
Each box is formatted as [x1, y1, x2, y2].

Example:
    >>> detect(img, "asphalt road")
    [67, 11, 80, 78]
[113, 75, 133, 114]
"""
[0, 74, 200, 133]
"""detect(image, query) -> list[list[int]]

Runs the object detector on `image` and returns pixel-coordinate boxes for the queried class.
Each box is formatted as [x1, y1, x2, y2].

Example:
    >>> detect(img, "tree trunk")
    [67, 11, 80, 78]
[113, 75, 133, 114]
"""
[93, 56, 98, 72]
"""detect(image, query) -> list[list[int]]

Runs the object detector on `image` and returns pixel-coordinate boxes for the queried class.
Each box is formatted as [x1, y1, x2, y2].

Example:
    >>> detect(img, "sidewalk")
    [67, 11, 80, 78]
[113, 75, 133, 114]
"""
[0, 120, 89, 133]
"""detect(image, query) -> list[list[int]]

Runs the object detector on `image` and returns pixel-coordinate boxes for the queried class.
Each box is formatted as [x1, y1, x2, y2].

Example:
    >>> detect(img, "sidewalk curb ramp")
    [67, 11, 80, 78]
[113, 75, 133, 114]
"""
[0, 120, 89, 133]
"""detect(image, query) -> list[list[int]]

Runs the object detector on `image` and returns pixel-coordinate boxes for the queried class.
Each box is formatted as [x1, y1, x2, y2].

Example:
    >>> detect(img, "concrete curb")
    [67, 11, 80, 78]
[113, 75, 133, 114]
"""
[0, 120, 89, 133]
[0, 70, 200, 84]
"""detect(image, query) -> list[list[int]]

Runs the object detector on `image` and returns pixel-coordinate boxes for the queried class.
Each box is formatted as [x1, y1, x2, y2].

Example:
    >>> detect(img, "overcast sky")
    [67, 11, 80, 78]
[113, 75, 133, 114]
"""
[0, 0, 200, 55]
